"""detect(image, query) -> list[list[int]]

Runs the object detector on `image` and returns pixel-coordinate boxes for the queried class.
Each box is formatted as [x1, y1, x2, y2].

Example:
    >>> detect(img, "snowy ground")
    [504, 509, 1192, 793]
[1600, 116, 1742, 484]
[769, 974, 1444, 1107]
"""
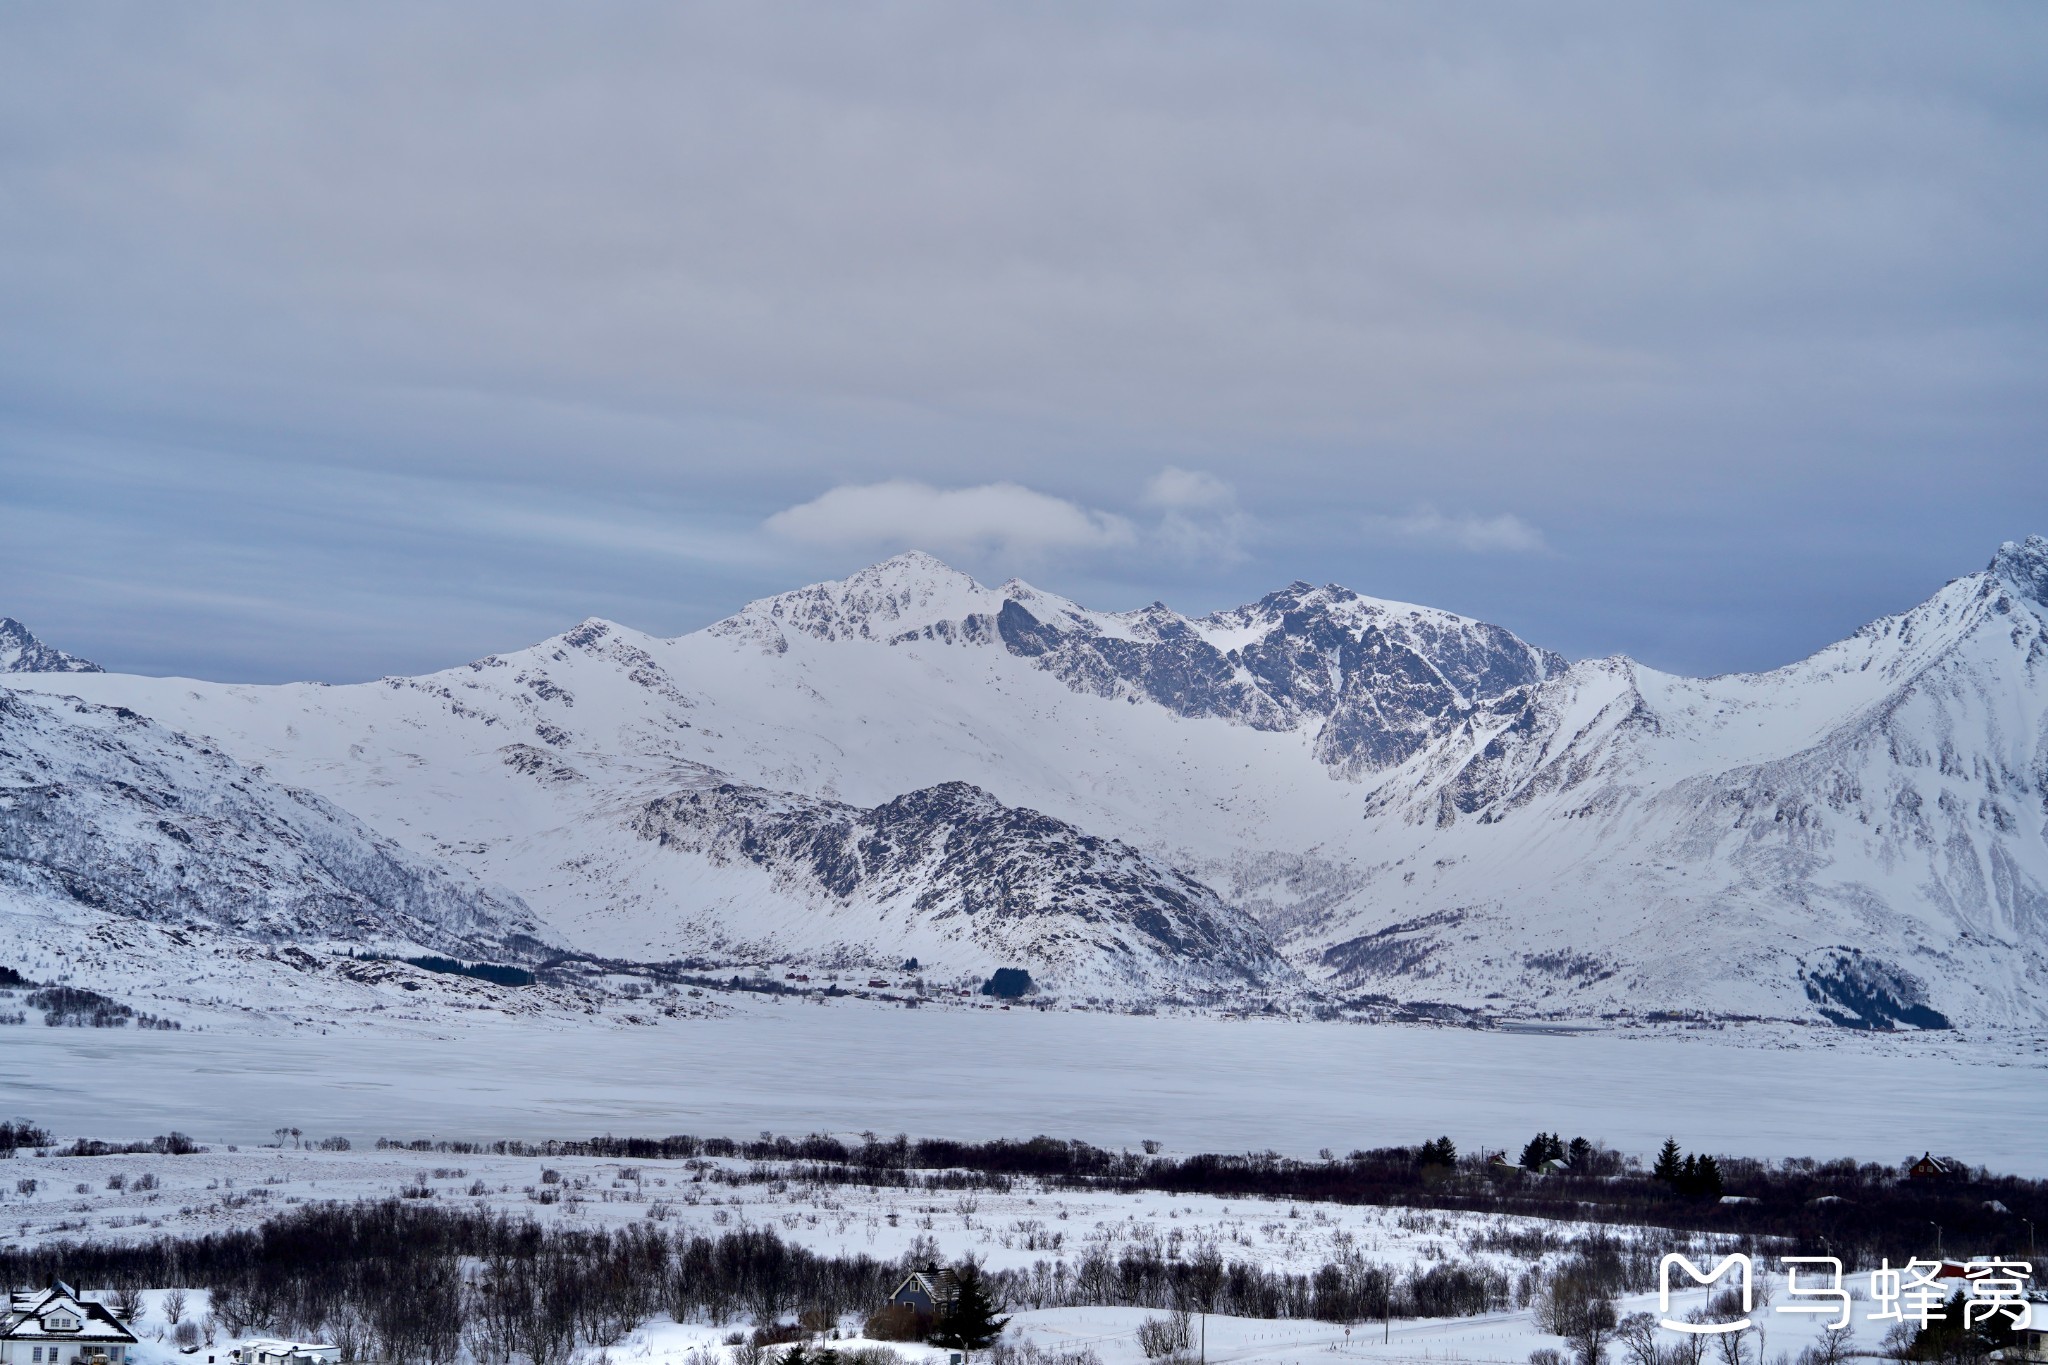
[66, 1298, 1857, 1365]
[0, 1142, 1613, 1270]
[59, 1274, 1908, 1365]
[4, 995, 2044, 1173]
[4, 1147, 1900, 1365]
[0, 1144, 1979, 1365]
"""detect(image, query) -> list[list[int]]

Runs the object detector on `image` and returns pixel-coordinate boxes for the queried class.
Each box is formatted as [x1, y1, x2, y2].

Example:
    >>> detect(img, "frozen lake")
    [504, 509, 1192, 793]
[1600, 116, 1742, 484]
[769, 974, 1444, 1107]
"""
[4, 1003, 2040, 1171]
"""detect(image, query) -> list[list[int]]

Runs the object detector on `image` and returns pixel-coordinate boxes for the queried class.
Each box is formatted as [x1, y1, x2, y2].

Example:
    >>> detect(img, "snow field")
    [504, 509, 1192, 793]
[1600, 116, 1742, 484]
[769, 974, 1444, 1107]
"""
[4, 1004, 2045, 1173]
[0, 1144, 1603, 1283]
[0, 1149, 1947, 1365]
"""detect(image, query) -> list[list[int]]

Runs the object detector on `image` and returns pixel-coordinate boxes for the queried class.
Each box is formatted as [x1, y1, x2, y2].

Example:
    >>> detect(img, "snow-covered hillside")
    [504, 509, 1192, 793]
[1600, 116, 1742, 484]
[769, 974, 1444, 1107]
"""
[6, 539, 2047, 1029]
[630, 776, 1296, 996]
[0, 687, 538, 959]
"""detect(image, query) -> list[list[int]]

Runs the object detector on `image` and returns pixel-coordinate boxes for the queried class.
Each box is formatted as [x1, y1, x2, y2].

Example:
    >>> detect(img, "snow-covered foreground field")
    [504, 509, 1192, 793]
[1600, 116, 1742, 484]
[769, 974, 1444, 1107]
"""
[612, 1296, 1895, 1365]
[0, 1146, 1887, 1365]
[25, 1286, 1896, 1365]
[6, 1000, 2042, 1172]
[0, 1142, 1579, 1265]
[46, 1283, 1903, 1365]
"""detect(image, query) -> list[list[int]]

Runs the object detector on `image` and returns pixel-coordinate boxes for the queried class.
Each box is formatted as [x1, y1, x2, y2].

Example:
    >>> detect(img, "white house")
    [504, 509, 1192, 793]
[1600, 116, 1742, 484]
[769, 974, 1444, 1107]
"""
[0, 1283, 138, 1365]
[1996, 1312, 2048, 1364]
[230, 1341, 340, 1365]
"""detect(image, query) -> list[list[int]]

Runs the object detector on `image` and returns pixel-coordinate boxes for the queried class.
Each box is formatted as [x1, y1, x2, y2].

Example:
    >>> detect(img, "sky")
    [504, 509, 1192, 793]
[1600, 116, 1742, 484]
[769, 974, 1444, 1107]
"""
[2, 3, 2044, 684]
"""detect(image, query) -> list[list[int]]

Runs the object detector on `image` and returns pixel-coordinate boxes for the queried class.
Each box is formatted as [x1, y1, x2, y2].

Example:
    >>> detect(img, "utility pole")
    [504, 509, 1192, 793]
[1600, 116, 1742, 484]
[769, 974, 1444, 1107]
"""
[1929, 1222, 1944, 1259]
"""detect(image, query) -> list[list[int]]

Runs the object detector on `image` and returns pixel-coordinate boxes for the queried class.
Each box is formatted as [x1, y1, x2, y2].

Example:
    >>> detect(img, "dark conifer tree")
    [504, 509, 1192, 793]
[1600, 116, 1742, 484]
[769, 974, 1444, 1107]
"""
[1652, 1138, 1684, 1183]
[930, 1265, 1009, 1359]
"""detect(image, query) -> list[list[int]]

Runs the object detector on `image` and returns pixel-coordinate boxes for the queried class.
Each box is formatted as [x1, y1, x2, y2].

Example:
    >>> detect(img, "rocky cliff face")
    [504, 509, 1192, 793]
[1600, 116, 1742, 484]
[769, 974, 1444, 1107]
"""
[719, 553, 1561, 776]
[0, 618, 102, 674]
[632, 776, 1297, 997]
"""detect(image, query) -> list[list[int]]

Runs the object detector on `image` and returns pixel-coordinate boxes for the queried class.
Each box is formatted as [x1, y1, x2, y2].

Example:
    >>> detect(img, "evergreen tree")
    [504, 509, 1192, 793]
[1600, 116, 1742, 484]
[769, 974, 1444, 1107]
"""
[1519, 1134, 1551, 1169]
[1695, 1155, 1723, 1200]
[1417, 1136, 1458, 1169]
[1568, 1137, 1593, 1168]
[1653, 1138, 1684, 1183]
[930, 1265, 1009, 1359]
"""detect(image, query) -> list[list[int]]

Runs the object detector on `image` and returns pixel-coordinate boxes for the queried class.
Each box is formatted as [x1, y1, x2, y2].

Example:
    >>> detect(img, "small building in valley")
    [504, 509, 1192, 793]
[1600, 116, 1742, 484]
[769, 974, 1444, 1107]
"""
[887, 1267, 959, 1317]
[230, 1343, 340, 1365]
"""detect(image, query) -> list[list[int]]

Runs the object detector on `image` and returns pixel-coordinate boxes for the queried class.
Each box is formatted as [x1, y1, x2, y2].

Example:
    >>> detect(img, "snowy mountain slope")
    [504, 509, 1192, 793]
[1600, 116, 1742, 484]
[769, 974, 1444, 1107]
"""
[0, 617, 101, 673]
[716, 551, 1562, 777]
[7, 539, 2047, 1029]
[1271, 538, 2048, 1026]
[628, 776, 1297, 995]
[0, 687, 538, 953]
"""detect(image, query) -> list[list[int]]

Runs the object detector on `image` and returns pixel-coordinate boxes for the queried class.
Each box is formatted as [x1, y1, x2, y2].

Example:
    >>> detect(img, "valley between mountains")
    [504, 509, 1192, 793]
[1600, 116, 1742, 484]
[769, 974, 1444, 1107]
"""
[5, 538, 2048, 1036]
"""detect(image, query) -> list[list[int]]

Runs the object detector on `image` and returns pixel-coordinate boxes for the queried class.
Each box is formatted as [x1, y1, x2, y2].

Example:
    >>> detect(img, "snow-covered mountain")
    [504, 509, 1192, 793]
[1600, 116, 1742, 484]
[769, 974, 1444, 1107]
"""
[0, 687, 537, 953]
[631, 775, 1295, 996]
[7, 538, 2047, 1029]
[0, 618, 100, 673]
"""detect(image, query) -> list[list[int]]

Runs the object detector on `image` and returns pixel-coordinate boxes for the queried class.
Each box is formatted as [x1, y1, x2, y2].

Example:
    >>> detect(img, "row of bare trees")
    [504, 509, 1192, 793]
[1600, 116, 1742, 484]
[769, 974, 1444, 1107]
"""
[2, 1197, 1634, 1365]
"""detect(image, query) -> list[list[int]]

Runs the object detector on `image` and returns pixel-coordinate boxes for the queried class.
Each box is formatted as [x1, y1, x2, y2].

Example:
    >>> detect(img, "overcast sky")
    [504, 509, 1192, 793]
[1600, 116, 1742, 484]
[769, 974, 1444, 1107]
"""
[3, 4, 2043, 683]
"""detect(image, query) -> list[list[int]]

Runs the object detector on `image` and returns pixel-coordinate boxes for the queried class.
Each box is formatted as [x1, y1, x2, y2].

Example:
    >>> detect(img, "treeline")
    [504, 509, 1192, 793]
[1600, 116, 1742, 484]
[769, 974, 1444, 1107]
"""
[19, 985, 179, 1029]
[0, 1201, 1567, 1365]
[0, 1120, 52, 1156]
[373, 1130, 2048, 1269]
[58, 1133, 203, 1158]
[404, 956, 536, 989]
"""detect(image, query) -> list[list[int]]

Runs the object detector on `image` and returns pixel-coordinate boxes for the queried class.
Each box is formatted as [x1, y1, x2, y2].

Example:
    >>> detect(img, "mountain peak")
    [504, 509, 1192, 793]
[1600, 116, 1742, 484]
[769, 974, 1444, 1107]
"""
[715, 551, 998, 645]
[1991, 535, 2048, 607]
[0, 618, 102, 674]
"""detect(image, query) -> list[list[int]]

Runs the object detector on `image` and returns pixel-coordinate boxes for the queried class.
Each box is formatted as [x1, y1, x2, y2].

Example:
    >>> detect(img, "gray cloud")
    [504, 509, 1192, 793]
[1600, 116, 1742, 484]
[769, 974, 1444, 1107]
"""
[1362, 507, 1549, 555]
[0, 4, 2043, 680]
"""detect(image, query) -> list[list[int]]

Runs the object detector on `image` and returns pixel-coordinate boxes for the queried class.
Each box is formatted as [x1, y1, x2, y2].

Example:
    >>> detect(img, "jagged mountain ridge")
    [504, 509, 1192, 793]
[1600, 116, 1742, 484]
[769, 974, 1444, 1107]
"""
[718, 551, 1562, 776]
[5, 539, 2046, 1028]
[0, 618, 101, 674]
[630, 776, 1296, 995]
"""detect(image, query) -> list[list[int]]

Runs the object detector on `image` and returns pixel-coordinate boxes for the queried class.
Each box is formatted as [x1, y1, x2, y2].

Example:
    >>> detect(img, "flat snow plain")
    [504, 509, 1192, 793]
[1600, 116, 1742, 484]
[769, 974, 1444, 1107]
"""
[5, 998, 2042, 1171]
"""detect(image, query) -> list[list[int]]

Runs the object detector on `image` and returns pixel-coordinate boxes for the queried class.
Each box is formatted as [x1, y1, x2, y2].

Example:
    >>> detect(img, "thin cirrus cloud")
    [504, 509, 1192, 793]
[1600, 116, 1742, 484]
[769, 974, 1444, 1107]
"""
[764, 470, 1252, 567]
[1362, 506, 1550, 555]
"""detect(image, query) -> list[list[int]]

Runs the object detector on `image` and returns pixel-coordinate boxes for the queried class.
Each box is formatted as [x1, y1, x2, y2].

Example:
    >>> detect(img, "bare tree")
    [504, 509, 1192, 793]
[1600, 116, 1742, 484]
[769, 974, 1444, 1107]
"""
[1798, 1328, 1855, 1365]
[103, 1285, 143, 1324]
[1616, 1313, 1664, 1365]
[1566, 1298, 1619, 1365]
[163, 1288, 188, 1326]
[1712, 1326, 1750, 1365]
[1664, 1313, 1712, 1365]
